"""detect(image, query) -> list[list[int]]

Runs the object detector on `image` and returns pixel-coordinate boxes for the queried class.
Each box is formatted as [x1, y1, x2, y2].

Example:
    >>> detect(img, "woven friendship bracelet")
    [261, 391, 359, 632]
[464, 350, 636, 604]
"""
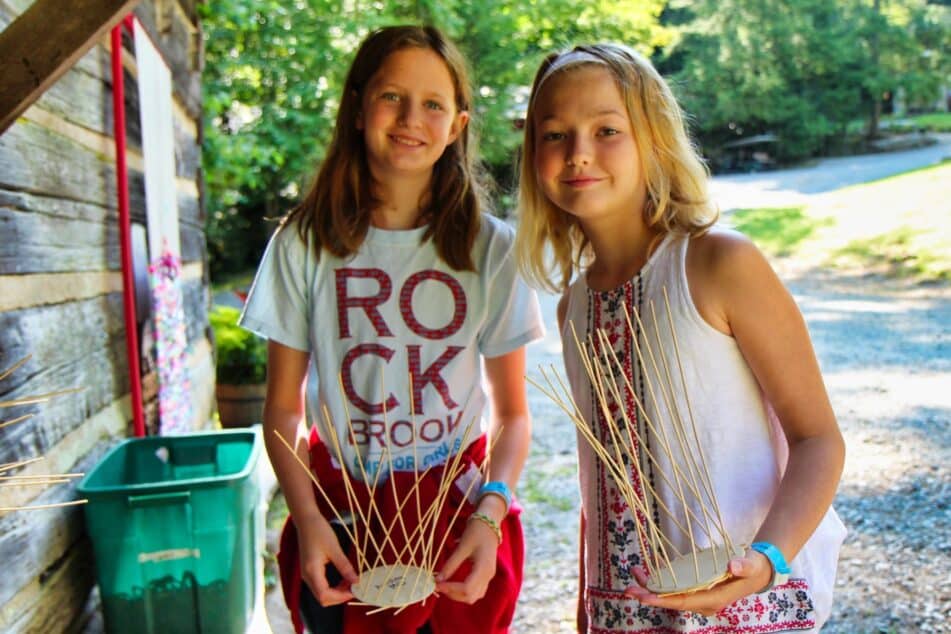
[468, 511, 503, 545]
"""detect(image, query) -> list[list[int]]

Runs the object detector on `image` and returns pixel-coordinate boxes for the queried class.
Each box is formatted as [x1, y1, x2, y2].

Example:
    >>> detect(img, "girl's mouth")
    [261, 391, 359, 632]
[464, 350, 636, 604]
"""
[563, 177, 602, 187]
[390, 135, 424, 147]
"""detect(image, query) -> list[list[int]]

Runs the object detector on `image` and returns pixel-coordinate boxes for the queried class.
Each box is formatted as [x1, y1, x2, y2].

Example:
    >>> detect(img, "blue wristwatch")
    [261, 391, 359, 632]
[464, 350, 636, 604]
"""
[751, 542, 791, 592]
[477, 481, 512, 513]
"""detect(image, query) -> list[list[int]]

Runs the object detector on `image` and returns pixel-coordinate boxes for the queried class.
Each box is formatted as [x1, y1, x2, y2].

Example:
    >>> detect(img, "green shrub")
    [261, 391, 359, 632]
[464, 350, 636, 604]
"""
[209, 305, 267, 385]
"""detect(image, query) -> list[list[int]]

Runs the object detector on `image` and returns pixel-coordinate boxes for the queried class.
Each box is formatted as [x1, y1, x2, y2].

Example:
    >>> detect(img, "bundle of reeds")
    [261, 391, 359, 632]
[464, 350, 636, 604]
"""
[529, 288, 743, 596]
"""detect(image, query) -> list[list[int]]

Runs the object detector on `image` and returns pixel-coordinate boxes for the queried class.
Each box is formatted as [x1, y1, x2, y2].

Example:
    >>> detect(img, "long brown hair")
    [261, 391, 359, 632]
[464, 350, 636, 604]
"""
[285, 25, 486, 271]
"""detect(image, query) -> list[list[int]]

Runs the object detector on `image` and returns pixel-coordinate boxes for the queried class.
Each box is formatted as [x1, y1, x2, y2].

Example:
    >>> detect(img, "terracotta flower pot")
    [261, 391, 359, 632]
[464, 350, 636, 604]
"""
[216, 383, 266, 428]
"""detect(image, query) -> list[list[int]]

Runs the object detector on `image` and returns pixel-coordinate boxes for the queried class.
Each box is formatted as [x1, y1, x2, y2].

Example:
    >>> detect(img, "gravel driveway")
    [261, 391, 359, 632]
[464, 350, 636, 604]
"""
[512, 269, 951, 633]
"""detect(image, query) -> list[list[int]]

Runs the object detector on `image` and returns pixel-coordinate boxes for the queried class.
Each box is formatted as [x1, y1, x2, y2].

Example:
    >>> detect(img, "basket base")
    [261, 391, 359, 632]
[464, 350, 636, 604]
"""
[351, 564, 435, 608]
[646, 544, 746, 597]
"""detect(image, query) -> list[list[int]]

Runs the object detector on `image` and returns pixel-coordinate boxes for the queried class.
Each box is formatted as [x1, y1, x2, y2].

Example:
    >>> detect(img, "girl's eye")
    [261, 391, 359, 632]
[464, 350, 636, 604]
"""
[598, 127, 619, 136]
[381, 93, 400, 102]
[425, 100, 444, 111]
[541, 131, 565, 141]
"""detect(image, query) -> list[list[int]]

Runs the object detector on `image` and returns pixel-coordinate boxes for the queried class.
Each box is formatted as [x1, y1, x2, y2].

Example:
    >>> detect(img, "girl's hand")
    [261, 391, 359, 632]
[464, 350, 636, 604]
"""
[434, 513, 500, 604]
[623, 550, 773, 617]
[297, 513, 359, 607]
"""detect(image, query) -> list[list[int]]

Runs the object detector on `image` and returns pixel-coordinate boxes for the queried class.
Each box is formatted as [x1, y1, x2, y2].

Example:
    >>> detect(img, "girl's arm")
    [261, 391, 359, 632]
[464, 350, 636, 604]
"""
[265, 340, 358, 606]
[435, 346, 532, 603]
[627, 230, 845, 615]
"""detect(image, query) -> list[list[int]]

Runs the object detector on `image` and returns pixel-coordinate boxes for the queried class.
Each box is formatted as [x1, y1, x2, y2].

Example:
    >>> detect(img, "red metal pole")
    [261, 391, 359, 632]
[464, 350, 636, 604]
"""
[111, 19, 146, 437]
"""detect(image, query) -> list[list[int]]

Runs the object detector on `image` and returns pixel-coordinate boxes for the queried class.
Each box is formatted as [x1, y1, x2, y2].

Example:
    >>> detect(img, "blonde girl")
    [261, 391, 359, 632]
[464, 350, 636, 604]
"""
[242, 26, 543, 634]
[516, 43, 845, 633]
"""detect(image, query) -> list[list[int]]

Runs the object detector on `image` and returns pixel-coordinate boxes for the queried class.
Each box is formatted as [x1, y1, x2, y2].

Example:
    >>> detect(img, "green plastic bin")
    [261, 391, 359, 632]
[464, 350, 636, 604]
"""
[78, 429, 262, 634]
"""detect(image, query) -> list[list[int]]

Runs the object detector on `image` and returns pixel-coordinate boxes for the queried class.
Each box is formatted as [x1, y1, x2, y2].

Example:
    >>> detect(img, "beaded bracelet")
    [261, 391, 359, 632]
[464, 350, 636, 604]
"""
[468, 511, 503, 545]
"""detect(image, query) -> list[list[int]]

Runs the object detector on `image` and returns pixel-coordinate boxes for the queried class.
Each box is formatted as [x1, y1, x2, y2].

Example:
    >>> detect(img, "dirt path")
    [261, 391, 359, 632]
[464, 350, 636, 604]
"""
[512, 270, 951, 633]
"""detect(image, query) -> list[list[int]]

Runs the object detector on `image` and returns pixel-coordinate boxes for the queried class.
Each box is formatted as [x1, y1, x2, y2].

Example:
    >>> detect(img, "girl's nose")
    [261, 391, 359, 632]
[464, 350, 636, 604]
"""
[398, 100, 423, 127]
[566, 137, 591, 167]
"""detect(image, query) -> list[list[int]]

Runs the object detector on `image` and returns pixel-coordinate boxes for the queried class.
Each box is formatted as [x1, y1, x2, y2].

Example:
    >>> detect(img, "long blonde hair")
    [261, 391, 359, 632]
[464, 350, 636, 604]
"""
[515, 43, 718, 292]
[286, 26, 486, 271]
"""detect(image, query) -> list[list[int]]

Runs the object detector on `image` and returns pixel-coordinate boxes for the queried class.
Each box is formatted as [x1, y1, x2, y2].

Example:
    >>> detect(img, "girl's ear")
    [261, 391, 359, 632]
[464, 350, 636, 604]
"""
[447, 110, 470, 144]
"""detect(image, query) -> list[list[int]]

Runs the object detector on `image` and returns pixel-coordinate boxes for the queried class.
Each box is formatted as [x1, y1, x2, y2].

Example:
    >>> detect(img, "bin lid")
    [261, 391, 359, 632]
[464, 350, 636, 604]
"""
[78, 429, 261, 494]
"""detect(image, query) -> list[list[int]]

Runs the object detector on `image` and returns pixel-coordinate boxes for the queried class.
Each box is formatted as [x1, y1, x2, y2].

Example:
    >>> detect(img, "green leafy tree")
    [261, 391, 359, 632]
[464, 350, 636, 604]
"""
[666, 0, 950, 162]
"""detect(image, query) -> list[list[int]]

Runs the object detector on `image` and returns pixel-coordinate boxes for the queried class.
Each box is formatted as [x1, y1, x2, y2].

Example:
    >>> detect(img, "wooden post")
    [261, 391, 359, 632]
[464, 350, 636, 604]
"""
[0, 0, 141, 135]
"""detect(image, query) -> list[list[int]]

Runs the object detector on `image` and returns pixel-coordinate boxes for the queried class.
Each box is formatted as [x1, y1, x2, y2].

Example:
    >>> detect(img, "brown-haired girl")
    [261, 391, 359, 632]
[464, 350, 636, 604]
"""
[241, 25, 543, 634]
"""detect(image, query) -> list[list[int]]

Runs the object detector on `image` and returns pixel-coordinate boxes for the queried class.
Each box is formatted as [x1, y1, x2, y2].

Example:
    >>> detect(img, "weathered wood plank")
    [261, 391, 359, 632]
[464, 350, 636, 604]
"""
[0, 272, 123, 312]
[177, 187, 202, 226]
[180, 275, 209, 346]
[0, 393, 127, 517]
[0, 538, 96, 633]
[0, 194, 201, 274]
[179, 217, 206, 264]
[0, 278, 212, 460]
[178, 0, 200, 27]
[0, 294, 129, 466]
[0, 201, 121, 275]
[1, 543, 96, 633]
[0, 448, 104, 609]
[21, 105, 144, 174]
[0, 0, 142, 134]
[0, 119, 150, 212]
[30, 64, 119, 149]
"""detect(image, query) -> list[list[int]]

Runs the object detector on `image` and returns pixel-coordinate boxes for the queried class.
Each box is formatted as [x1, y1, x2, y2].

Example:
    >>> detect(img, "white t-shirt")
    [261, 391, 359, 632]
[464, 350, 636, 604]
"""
[240, 214, 544, 481]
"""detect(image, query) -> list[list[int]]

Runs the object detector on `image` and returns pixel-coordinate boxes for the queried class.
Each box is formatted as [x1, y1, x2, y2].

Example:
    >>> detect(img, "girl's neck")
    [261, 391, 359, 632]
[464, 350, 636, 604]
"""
[583, 215, 662, 292]
[369, 172, 432, 230]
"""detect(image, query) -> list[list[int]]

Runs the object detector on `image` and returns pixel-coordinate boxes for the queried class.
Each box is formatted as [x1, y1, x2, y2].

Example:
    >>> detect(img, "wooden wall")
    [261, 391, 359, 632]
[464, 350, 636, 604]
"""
[0, 1, 213, 631]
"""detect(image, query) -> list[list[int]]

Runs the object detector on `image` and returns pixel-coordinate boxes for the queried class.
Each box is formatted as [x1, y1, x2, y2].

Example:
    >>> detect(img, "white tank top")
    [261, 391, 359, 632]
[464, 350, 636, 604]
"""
[560, 233, 846, 633]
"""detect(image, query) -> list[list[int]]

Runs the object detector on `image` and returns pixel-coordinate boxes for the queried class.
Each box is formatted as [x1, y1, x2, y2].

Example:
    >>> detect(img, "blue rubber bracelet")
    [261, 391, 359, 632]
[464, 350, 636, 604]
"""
[477, 481, 512, 512]
[750, 542, 791, 574]
[750, 541, 791, 592]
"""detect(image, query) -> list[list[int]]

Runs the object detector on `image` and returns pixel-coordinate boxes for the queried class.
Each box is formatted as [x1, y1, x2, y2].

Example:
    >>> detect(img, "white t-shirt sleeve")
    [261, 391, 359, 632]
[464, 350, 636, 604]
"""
[478, 219, 545, 358]
[239, 224, 312, 352]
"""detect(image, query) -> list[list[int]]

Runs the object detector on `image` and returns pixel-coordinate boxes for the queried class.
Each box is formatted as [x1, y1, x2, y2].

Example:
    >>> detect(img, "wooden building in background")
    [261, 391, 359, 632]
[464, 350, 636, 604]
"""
[0, 1, 214, 630]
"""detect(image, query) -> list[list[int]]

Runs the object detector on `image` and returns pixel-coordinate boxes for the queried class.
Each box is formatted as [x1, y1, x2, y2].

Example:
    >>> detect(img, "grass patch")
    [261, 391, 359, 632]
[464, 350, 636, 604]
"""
[894, 112, 951, 133]
[731, 206, 833, 257]
[832, 228, 950, 282]
[731, 163, 951, 282]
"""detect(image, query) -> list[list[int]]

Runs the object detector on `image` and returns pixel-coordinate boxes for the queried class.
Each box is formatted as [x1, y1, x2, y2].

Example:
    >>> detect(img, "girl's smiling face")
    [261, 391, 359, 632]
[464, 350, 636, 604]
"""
[533, 65, 647, 227]
[358, 47, 469, 185]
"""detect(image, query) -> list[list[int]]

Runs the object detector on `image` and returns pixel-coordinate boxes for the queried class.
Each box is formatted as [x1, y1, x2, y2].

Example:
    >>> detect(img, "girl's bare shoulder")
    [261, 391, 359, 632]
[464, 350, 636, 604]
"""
[688, 226, 763, 270]
[689, 226, 777, 286]
[686, 226, 779, 333]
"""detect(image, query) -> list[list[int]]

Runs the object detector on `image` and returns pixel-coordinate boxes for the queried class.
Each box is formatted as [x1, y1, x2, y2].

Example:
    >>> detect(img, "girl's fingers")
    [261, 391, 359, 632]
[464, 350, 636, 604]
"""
[435, 564, 492, 604]
[328, 549, 360, 584]
[631, 565, 650, 587]
[302, 562, 353, 607]
[435, 541, 471, 583]
[435, 525, 498, 603]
